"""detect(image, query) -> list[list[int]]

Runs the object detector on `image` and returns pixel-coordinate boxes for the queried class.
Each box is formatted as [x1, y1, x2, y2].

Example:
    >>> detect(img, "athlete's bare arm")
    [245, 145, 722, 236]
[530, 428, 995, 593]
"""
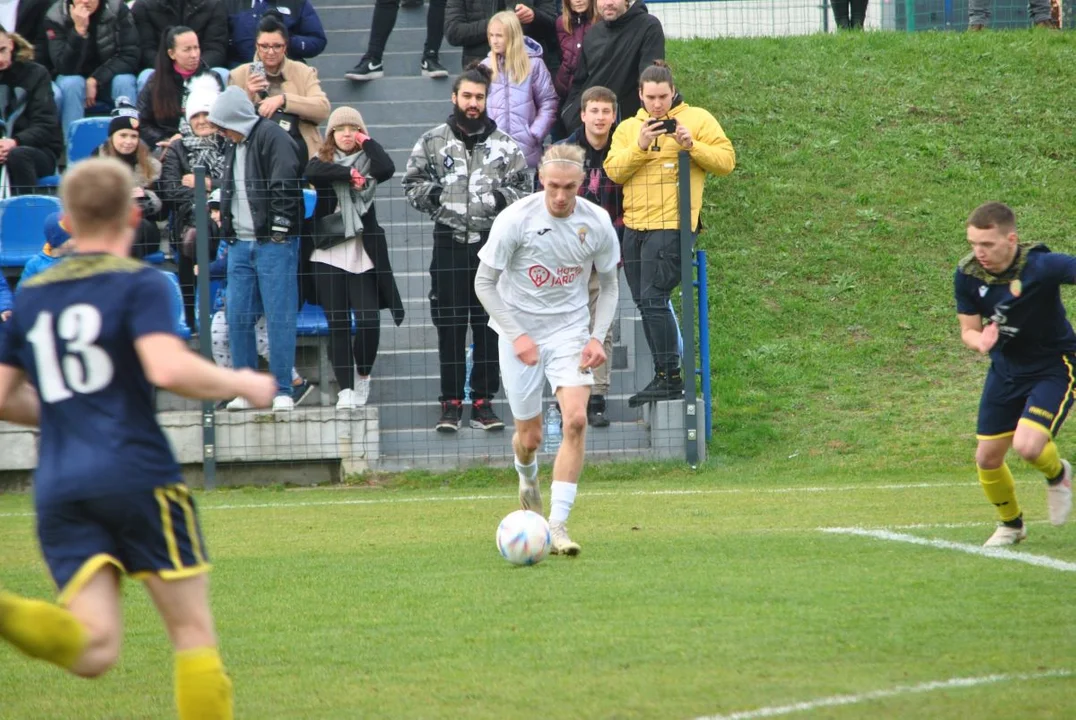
[958, 313, 995, 354]
[0, 366, 40, 427]
[135, 334, 277, 405]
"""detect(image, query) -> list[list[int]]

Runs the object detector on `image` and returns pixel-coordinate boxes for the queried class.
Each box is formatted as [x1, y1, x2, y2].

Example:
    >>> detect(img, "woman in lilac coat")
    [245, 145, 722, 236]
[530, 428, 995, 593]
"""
[481, 11, 558, 169]
[554, 0, 597, 101]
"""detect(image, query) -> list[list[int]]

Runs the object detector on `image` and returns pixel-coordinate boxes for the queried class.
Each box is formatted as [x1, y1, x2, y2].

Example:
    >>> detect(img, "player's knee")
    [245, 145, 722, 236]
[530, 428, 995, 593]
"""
[1012, 435, 1046, 462]
[72, 633, 121, 678]
[519, 426, 542, 452]
[975, 445, 1006, 469]
[562, 408, 587, 437]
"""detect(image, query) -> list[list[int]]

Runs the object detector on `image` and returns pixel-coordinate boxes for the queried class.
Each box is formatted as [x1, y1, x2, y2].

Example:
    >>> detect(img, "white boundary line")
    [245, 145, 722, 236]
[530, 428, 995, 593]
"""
[0, 482, 969, 519]
[693, 669, 1073, 720]
[822, 527, 1076, 573]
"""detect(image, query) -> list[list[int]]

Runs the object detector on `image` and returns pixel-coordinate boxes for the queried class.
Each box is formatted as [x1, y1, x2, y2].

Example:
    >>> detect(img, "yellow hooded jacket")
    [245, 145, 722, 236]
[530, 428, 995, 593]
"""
[604, 101, 735, 232]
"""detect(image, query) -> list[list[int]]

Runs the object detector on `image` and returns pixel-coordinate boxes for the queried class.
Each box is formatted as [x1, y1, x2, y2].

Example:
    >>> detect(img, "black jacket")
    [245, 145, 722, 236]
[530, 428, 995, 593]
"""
[444, 0, 559, 69]
[223, 0, 327, 66]
[158, 137, 228, 234]
[0, 60, 63, 158]
[135, 64, 225, 148]
[219, 118, 303, 241]
[561, 1, 664, 133]
[43, 0, 139, 86]
[17, 0, 52, 54]
[132, 0, 229, 71]
[305, 141, 404, 326]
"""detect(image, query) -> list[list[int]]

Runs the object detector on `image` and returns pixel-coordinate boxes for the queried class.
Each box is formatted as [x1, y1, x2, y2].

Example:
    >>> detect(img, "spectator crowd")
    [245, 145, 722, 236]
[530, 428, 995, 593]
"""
[0, 0, 742, 432]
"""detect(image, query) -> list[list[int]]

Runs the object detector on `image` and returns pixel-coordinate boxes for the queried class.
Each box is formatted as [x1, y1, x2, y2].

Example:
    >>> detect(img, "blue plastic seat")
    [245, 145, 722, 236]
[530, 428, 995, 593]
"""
[67, 117, 113, 165]
[0, 195, 64, 268]
[159, 270, 192, 340]
[295, 301, 329, 336]
[303, 188, 316, 219]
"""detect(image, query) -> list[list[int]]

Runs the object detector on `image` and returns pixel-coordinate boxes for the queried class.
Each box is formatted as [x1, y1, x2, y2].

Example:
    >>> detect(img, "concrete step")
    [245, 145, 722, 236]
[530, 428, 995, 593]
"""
[321, 72, 455, 102]
[313, 49, 464, 80]
[376, 420, 652, 470]
[315, 5, 432, 33]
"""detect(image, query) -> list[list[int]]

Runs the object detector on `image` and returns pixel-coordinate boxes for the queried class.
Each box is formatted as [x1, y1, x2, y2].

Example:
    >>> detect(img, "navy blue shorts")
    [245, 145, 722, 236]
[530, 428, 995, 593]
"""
[37, 484, 211, 605]
[977, 357, 1076, 439]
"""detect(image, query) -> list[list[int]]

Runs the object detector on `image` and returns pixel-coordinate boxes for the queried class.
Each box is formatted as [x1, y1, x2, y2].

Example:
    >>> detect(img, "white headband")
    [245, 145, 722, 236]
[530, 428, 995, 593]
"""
[541, 158, 584, 169]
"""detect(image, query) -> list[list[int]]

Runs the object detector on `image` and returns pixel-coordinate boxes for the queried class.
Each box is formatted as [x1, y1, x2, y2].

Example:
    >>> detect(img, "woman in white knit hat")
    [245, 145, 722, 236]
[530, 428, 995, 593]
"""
[157, 74, 228, 330]
[305, 106, 404, 409]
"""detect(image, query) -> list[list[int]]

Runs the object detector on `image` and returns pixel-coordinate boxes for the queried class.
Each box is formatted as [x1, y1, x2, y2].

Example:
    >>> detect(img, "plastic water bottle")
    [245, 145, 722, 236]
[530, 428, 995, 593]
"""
[542, 404, 562, 454]
[463, 343, 474, 403]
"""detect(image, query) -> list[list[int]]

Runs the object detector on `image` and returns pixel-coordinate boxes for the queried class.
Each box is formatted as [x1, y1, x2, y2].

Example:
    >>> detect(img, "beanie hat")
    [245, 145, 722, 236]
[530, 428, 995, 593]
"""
[44, 212, 72, 248]
[208, 189, 221, 207]
[108, 115, 140, 137]
[326, 106, 367, 135]
[185, 74, 223, 122]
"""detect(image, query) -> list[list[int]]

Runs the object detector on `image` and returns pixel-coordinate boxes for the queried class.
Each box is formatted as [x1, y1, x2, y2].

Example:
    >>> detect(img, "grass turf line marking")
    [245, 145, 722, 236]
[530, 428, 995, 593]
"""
[0, 482, 970, 519]
[822, 527, 1076, 572]
[692, 669, 1073, 720]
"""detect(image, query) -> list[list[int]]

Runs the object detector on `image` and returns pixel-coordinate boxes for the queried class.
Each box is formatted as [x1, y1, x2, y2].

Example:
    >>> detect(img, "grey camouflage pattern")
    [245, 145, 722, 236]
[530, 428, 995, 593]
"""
[403, 124, 531, 242]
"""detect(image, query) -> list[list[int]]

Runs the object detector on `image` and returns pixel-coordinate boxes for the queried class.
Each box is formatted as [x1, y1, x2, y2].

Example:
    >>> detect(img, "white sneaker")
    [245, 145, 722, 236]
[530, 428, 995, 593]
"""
[355, 376, 371, 406]
[549, 521, 581, 556]
[272, 395, 294, 412]
[519, 475, 541, 513]
[1047, 459, 1073, 526]
[983, 523, 1028, 547]
[226, 397, 251, 411]
[336, 388, 357, 410]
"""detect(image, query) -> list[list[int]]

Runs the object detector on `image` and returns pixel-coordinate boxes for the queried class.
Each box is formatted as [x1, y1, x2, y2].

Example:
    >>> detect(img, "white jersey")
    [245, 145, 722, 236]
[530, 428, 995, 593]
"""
[478, 193, 620, 348]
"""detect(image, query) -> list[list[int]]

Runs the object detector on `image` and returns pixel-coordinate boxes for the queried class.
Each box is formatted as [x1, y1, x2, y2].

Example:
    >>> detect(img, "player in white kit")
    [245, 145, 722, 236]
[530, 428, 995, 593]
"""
[474, 144, 621, 555]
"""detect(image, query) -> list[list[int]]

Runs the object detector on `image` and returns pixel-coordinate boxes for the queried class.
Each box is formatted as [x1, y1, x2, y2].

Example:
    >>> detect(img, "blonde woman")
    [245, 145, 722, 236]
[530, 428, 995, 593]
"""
[481, 11, 557, 169]
[305, 107, 404, 409]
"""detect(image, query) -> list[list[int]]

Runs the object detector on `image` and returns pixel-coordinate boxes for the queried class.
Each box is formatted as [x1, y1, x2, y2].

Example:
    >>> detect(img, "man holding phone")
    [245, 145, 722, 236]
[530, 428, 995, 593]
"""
[604, 61, 735, 408]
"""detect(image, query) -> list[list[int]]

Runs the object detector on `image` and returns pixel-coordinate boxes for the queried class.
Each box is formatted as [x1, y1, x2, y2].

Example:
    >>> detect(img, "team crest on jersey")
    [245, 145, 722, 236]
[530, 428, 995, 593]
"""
[529, 265, 551, 287]
[577, 225, 589, 244]
[979, 285, 988, 297]
[1009, 279, 1022, 297]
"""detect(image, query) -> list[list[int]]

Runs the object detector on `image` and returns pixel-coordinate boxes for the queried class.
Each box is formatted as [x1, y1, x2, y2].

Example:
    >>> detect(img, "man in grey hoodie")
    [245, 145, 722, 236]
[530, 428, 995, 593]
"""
[208, 85, 304, 412]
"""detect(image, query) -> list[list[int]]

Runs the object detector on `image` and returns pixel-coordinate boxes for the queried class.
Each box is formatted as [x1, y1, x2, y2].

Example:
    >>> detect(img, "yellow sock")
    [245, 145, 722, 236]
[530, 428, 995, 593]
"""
[978, 463, 1022, 522]
[0, 591, 88, 669]
[1029, 440, 1064, 481]
[175, 647, 233, 720]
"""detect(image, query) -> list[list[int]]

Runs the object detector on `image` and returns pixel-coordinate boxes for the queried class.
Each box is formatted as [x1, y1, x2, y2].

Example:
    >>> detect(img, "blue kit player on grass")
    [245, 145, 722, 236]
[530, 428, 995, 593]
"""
[955, 201, 1075, 547]
[0, 158, 276, 720]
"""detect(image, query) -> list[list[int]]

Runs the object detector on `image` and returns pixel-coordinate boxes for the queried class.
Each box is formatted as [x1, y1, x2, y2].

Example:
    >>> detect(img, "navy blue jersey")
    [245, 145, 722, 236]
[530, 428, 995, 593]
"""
[955, 245, 1076, 376]
[0, 254, 181, 504]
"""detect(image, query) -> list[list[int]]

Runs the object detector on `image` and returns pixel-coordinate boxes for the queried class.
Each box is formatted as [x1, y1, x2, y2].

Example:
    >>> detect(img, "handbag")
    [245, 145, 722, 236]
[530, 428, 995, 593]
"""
[313, 211, 357, 250]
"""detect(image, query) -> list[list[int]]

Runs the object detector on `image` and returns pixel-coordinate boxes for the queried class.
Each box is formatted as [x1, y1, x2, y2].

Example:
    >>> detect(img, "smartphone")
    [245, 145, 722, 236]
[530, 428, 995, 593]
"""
[251, 59, 266, 78]
[648, 118, 677, 134]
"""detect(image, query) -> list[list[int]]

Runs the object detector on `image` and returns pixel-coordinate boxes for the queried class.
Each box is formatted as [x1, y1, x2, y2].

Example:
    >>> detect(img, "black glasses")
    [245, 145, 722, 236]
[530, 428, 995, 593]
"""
[256, 43, 286, 53]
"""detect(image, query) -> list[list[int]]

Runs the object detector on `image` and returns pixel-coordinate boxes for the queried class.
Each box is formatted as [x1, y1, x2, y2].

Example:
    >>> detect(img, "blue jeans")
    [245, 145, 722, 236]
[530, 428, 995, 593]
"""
[137, 67, 230, 95]
[225, 238, 299, 397]
[53, 74, 138, 140]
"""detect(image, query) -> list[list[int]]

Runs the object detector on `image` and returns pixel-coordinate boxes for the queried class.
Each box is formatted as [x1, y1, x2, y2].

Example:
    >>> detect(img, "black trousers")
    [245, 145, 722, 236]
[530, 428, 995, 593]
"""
[429, 226, 499, 402]
[313, 261, 382, 388]
[366, 0, 446, 58]
[623, 228, 685, 374]
[5, 146, 55, 195]
[832, 0, 868, 27]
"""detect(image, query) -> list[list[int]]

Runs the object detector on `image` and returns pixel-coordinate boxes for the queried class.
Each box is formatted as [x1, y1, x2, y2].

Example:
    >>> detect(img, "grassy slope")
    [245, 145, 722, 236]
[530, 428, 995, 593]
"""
[672, 30, 1076, 472]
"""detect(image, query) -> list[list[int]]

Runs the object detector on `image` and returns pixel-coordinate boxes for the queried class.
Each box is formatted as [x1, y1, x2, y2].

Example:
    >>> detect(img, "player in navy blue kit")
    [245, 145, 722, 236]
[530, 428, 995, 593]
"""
[955, 202, 1075, 546]
[0, 158, 276, 720]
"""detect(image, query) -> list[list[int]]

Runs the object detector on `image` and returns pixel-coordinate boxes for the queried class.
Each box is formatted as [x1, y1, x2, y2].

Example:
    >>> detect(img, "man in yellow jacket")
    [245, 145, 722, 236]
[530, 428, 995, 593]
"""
[604, 61, 734, 407]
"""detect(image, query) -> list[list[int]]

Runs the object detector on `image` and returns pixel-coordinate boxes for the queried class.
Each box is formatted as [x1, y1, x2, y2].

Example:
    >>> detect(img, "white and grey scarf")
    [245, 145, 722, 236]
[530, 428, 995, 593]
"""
[333, 148, 377, 239]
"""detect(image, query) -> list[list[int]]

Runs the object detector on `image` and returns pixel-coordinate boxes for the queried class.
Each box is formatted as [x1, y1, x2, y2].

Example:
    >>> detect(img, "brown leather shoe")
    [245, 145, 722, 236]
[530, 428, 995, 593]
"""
[968, 23, 986, 31]
[1034, 19, 1059, 29]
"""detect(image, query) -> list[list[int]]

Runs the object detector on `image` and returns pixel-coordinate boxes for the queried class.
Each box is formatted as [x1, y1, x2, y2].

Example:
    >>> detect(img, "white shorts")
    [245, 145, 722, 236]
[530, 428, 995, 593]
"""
[499, 336, 594, 421]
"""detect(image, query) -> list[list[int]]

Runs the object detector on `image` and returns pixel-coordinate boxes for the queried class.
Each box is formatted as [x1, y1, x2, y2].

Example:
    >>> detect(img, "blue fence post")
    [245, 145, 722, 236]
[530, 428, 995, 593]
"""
[677, 151, 699, 467]
[193, 165, 216, 490]
[694, 250, 712, 442]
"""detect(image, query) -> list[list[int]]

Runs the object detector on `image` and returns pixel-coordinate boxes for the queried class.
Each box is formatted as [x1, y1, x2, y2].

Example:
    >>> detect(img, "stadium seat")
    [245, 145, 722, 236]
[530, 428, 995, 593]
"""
[295, 302, 329, 336]
[159, 270, 192, 340]
[36, 174, 60, 189]
[0, 195, 63, 269]
[67, 117, 112, 165]
[303, 188, 316, 219]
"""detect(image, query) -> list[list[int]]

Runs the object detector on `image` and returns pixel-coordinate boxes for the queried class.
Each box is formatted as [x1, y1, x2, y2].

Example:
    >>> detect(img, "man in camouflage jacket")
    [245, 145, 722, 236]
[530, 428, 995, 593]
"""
[404, 63, 530, 433]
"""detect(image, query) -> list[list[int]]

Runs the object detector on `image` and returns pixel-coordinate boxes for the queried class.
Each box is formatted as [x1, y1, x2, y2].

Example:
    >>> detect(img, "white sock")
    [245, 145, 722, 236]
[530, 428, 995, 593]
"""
[515, 458, 538, 485]
[549, 481, 577, 525]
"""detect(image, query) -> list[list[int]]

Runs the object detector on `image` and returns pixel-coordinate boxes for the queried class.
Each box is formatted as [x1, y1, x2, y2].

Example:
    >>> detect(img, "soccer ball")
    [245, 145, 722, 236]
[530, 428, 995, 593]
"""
[496, 510, 551, 566]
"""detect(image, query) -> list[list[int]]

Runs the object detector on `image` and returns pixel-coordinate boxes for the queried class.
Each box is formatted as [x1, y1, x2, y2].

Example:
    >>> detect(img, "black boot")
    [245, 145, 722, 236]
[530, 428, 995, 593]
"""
[832, 0, 852, 28]
[587, 394, 610, 428]
[849, 0, 868, 28]
[628, 370, 684, 408]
